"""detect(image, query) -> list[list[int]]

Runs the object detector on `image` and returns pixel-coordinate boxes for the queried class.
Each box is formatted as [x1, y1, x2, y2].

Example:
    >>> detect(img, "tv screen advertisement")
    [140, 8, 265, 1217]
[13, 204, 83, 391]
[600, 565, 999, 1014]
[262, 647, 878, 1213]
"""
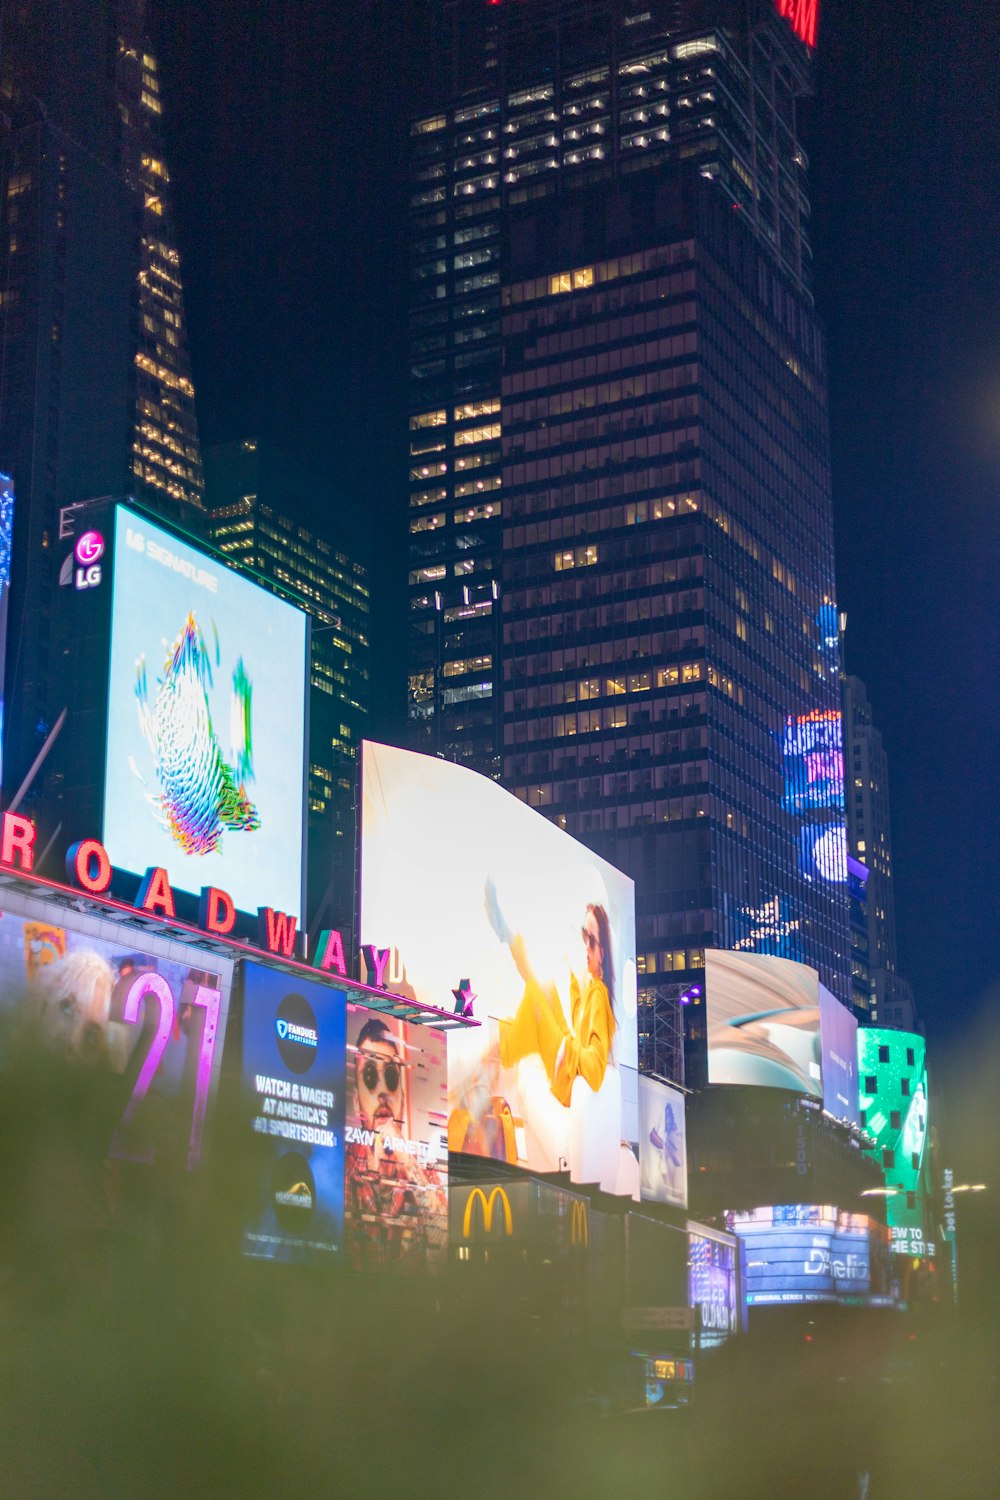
[728, 1204, 893, 1307]
[343, 1003, 448, 1270]
[242, 964, 347, 1263]
[103, 505, 308, 917]
[818, 983, 860, 1125]
[0, 888, 233, 1170]
[705, 950, 822, 1097]
[638, 1075, 687, 1208]
[359, 741, 639, 1195]
[688, 1230, 740, 1347]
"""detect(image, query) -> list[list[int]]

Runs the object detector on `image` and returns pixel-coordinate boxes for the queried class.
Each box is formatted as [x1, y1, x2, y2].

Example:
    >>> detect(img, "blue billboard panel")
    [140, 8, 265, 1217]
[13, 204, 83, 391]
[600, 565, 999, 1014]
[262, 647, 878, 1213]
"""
[819, 983, 860, 1125]
[689, 1230, 741, 1347]
[242, 964, 347, 1263]
[103, 505, 307, 917]
[782, 710, 845, 813]
[729, 1204, 893, 1307]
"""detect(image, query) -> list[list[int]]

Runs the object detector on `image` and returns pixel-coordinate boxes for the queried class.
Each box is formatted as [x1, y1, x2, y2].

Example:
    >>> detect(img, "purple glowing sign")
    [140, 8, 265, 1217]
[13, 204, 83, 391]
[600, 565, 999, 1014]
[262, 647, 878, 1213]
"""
[109, 970, 223, 1168]
[74, 530, 105, 567]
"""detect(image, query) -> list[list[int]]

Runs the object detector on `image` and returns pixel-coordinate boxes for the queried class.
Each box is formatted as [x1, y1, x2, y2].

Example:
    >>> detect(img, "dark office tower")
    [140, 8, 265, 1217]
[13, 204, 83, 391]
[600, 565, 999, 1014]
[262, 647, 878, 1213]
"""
[407, 0, 848, 1083]
[0, 0, 201, 806]
[843, 673, 914, 1030]
[407, 1, 817, 779]
[205, 441, 369, 945]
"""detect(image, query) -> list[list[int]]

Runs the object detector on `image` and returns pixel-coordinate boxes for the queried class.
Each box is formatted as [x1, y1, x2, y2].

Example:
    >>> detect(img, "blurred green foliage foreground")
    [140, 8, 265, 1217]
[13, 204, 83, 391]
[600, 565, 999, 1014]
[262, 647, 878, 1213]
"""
[1, 1020, 997, 1499]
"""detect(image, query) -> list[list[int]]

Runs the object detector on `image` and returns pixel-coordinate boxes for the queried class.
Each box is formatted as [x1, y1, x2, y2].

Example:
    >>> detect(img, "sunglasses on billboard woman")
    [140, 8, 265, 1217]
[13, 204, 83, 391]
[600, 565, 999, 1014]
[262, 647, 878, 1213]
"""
[359, 1054, 403, 1094]
[581, 927, 601, 952]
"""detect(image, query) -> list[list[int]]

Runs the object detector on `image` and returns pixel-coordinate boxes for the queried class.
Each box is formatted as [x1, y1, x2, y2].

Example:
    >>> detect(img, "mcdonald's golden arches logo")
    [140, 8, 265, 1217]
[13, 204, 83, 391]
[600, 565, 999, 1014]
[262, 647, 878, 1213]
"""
[570, 1198, 589, 1247]
[462, 1186, 513, 1239]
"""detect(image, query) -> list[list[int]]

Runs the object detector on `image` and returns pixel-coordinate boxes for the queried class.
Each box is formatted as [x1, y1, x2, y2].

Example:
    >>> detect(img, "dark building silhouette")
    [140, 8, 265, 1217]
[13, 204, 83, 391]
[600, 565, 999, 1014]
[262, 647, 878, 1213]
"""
[405, 0, 848, 1083]
[0, 0, 201, 808]
[206, 440, 369, 946]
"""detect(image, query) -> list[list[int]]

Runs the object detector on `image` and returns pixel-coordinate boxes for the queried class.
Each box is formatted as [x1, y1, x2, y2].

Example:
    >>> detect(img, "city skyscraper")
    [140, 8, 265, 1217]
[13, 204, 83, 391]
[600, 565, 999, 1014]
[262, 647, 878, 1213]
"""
[843, 671, 915, 1030]
[406, 0, 848, 1083]
[0, 0, 201, 806]
[206, 440, 369, 943]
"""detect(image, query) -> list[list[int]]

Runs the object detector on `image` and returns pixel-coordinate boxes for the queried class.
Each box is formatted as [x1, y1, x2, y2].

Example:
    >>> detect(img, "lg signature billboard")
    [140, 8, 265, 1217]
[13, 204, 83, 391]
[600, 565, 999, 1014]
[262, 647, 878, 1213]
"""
[103, 504, 308, 917]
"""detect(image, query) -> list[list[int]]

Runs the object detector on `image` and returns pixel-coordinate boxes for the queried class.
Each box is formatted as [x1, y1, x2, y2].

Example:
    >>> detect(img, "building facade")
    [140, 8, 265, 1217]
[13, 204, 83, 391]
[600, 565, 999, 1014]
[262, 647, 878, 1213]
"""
[206, 440, 369, 942]
[843, 672, 914, 1029]
[0, 0, 202, 807]
[406, 0, 848, 1083]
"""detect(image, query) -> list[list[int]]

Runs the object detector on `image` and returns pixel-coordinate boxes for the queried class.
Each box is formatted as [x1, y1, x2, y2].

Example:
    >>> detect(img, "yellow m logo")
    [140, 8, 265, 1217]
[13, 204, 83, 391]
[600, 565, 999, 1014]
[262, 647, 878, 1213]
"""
[570, 1198, 589, 1247]
[462, 1186, 513, 1239]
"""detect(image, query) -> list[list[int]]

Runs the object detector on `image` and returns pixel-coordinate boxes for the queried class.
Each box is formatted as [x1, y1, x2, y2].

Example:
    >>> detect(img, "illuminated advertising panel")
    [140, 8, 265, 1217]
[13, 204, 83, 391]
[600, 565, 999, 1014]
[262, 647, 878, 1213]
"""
[359, 741, 639, 1194]
[783, 709, 847, 885]
[242, 965, 347, 1262]
[688, 1230, 740, 1347]
[344, 1003, 448, 1270]
[858, 1029, 931, 1258]
[818, 983, 860, 1125]
[103, 505, 307, 917]
[638, 1075, 687, 1208]
[0, 472, 12, 791]
[0, 890, 232, 1168]
[706, 950, 822, 1097]
[729, 1205, 892, 1306]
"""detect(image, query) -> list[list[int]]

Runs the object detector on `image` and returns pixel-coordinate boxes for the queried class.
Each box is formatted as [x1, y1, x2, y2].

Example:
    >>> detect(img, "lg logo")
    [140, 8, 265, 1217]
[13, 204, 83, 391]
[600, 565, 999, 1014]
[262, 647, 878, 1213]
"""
[60, 530, 105, 590]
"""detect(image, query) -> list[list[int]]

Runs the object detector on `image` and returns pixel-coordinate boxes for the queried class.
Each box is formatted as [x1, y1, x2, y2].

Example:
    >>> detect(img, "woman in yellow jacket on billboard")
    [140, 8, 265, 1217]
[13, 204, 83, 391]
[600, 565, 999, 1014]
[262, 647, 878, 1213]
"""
[487, 881, 617, 1107]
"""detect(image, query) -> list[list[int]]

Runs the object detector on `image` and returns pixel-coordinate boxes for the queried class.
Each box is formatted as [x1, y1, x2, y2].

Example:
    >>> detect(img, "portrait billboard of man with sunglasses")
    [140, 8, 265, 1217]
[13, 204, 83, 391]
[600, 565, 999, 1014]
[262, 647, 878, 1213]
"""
[343, 1011, 448, 1270]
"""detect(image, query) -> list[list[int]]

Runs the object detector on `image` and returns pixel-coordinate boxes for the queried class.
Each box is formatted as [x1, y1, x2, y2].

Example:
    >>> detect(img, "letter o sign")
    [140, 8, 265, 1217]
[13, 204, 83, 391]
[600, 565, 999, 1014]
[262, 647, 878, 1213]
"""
[67, 838, 112, 894]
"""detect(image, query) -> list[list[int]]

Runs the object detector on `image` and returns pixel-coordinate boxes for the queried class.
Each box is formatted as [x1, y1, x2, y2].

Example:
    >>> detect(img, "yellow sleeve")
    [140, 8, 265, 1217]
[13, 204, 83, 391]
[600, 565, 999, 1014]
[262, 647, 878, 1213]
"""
[552, 976, 612, 1106]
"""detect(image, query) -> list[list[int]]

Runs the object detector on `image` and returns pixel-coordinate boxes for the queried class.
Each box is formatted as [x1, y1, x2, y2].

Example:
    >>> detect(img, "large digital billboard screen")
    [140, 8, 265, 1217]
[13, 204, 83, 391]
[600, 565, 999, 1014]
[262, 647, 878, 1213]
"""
[344, 1003, 448, 1270]
[638, 1075, 687, 1208]
[0, 891, 233, 1169]
[705, 950, 822, 1097]
[783, 708, 847, 886]
[858, 1028, 931, 1258]
[728, 1204, 893, 1307]
[242, 965, 347, 1263]
[359, 741, 639, 1194]
[103, 505, 307, 917]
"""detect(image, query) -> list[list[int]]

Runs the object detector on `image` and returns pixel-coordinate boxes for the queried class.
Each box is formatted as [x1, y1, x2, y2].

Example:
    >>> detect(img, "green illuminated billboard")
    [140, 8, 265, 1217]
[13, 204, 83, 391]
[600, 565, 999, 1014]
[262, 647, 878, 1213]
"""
[858, 1029, 931, 1258]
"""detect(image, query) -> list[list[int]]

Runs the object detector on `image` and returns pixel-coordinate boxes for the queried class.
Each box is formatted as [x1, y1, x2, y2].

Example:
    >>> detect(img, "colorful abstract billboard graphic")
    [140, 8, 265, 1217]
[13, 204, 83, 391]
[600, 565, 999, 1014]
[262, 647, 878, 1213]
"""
[858, 1028, 932, 1258]
[638, 1075, 687, 1208]
[135, 613, 260, 856]
[359, 741, 639, 1195]
[0, 894, 233, 1169]
[728, 1204, 893, 1307]
[103, 505, 307, 916]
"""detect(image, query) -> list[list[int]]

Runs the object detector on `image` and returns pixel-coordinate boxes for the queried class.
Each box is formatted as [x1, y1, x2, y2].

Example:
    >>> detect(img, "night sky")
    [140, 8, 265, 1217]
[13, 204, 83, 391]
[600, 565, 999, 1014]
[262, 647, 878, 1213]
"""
[146, 0, 999, 1051]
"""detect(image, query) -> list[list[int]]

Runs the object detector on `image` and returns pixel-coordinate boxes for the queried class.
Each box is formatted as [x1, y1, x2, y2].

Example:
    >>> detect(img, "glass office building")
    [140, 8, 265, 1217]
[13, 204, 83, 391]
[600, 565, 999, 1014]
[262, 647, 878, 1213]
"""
[406, 0, 847, 1081]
